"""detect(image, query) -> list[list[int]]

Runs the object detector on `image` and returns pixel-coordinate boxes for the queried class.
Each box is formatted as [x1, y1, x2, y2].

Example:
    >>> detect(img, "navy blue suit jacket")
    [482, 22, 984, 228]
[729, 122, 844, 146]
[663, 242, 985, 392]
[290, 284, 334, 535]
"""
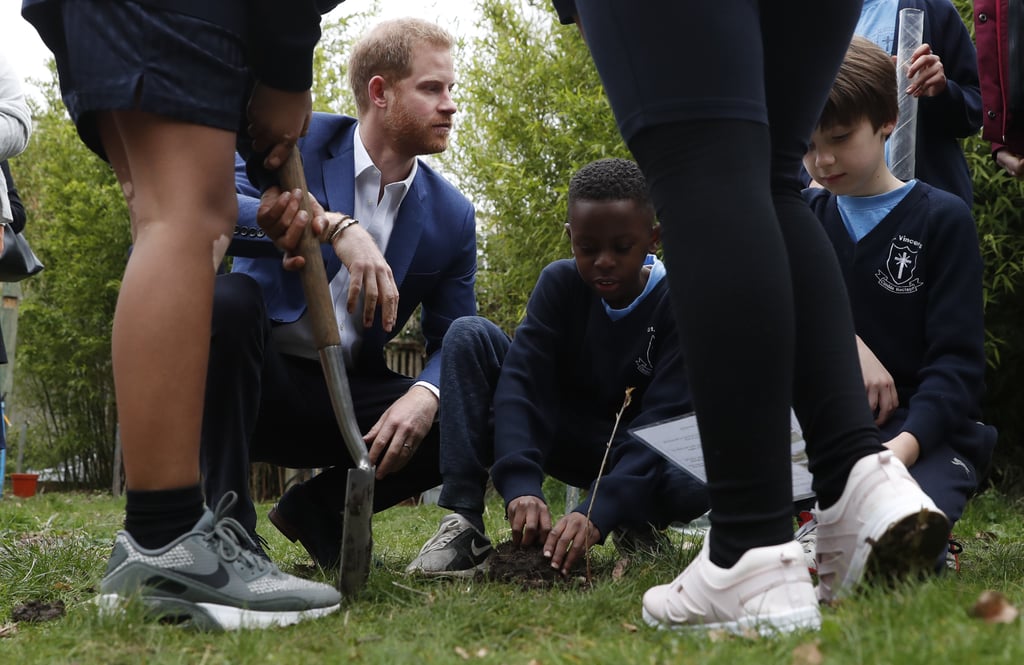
[228, 113, 477, 386]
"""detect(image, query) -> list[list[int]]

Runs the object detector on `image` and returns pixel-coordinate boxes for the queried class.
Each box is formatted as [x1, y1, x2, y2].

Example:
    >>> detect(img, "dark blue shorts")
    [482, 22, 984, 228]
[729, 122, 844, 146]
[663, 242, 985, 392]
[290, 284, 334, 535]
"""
[28, 0, 248, 159]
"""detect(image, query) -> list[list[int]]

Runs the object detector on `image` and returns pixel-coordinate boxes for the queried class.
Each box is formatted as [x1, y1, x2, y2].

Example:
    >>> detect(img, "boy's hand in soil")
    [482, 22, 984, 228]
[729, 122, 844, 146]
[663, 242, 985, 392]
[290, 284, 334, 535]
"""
[544, 513, 601, 575]
[507, 496, 552, 548]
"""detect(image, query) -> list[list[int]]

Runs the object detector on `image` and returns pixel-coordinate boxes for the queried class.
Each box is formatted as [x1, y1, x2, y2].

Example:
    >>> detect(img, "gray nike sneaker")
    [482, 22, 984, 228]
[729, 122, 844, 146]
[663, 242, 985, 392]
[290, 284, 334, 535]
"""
[405, 513, 492, 577]
[96, 492, 342, 631]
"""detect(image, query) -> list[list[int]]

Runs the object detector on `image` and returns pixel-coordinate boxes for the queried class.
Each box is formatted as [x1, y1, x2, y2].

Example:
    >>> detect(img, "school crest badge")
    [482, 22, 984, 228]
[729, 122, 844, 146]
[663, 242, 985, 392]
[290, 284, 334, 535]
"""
[635, 326, 655, 376]
[875, 239, 923, 294]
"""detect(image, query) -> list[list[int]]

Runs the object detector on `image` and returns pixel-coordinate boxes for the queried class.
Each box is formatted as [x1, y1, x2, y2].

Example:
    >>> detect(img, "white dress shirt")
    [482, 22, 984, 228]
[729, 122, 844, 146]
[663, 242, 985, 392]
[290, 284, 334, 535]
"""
[272, 124, 416, 370]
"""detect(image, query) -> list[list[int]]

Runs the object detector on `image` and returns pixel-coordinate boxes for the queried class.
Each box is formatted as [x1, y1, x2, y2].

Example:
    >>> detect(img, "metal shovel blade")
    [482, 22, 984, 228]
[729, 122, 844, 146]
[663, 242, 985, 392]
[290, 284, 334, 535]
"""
[339, 465, 374, 596]
[319, 343, 375, 596]
[278, 146, 375, 596]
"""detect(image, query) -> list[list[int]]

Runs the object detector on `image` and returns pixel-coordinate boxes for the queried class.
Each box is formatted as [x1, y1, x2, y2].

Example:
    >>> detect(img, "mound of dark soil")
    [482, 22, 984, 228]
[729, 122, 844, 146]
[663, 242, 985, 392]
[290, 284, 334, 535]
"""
[486, 541, 585, 589]
[11, 599, 65, 623]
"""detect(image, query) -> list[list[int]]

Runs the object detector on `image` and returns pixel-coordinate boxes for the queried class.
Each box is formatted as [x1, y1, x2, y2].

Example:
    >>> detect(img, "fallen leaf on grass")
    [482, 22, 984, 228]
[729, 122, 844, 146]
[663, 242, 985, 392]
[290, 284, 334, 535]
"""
[0, 623, 18, 638]
[622, 622, 638, 633]
[454, 646, 470, 660]
[792, 641, 824, 665]
[612, 558, 629, 580]
[970, 590, 1019, 624]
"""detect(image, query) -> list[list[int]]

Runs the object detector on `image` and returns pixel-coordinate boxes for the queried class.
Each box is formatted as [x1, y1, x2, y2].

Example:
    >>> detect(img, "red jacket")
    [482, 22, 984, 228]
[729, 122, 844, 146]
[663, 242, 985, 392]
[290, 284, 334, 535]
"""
[975, 0, 1024, 154]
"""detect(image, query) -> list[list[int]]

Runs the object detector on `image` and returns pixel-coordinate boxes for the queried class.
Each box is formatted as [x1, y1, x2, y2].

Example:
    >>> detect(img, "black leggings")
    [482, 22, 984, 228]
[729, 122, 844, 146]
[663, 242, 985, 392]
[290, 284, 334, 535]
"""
[631, 122, 882, 566]
[575, 0, 882, 566]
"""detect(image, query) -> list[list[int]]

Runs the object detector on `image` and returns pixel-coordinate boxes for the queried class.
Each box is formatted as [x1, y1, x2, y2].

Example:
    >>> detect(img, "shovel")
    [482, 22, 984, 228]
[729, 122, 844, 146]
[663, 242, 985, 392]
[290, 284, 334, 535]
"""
[277, 145, 374, 597]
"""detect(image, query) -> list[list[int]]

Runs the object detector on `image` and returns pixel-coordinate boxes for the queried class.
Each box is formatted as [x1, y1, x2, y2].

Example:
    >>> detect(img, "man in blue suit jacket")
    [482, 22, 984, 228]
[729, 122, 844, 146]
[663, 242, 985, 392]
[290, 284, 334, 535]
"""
[201, 18, 476, 569]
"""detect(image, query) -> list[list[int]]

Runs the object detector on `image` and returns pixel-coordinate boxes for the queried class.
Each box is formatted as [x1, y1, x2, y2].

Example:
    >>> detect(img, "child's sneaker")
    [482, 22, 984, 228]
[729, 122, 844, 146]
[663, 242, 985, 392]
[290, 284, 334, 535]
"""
[641, 538, 820, 636]
[814, 450, 949, 602]
[405, 513, 492, 577]
[96, 492, 342, 631]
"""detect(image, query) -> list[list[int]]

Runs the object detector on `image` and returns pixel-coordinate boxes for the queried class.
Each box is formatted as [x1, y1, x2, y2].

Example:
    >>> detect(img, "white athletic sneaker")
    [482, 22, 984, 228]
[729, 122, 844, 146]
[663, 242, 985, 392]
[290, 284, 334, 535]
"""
[814, 450, 949, 602]
[641, 538, 820, 636]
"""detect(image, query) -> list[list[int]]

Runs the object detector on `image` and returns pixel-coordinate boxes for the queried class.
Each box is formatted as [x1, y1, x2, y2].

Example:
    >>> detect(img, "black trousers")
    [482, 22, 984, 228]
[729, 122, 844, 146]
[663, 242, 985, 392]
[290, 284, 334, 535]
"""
[200, 272, 441, 536]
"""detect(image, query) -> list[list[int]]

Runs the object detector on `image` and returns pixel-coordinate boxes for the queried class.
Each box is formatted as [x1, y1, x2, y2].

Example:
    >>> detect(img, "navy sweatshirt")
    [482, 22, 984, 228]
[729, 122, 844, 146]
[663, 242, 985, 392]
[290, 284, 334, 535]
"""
[490, 259, 692, 537]
[889, 0, 983, 206]
[805, 183, 988, 462]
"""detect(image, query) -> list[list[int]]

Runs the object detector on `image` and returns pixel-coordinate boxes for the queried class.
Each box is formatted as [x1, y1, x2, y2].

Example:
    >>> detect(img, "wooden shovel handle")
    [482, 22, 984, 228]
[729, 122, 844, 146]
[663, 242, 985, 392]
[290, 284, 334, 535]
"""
[277, 146, 341, 349]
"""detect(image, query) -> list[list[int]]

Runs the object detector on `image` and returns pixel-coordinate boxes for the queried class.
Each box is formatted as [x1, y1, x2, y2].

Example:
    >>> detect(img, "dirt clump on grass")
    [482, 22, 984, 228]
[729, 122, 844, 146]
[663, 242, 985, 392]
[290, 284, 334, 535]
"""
[11, 600, 65, 623]
[486, 541, 586, 589]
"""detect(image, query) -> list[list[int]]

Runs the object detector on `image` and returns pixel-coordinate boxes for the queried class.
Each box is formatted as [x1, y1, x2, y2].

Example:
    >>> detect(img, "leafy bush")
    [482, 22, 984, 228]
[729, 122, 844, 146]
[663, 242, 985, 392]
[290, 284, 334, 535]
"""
[443, 0, 629, 333]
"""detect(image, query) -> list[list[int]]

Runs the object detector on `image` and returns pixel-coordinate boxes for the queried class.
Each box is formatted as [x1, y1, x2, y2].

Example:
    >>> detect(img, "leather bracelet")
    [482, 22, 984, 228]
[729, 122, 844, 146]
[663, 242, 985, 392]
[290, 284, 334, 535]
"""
[327, 216, 359, 244]
[318, 216, 340, 243]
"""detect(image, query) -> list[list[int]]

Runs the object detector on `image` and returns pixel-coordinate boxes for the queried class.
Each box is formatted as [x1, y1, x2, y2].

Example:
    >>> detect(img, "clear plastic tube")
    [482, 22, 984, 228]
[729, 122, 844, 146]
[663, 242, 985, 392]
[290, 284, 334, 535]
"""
[890, 8, 925, 181]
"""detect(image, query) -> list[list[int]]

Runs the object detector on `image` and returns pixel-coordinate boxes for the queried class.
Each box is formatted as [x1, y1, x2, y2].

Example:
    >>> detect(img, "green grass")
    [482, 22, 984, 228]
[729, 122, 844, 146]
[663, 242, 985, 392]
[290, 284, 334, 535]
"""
[2, 485, 1024, 664]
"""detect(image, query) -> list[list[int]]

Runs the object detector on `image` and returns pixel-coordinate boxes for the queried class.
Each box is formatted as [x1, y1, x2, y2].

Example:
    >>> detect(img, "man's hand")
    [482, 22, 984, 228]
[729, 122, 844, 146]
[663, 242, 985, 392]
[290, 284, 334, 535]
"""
[856, 335, 898, 425]
[884, 431, 921, 468]
[247, 83, 312, 171]
[905, 44, 947, 98]
[366, 385, 437, 480]
[255, 188, 399, 328]
[995, 149, 1024, 178]
[543, 512, 601, 575]
[507, 495, 552, 548]
[256, 187, 317, 269]
[329, 216, 399, 332]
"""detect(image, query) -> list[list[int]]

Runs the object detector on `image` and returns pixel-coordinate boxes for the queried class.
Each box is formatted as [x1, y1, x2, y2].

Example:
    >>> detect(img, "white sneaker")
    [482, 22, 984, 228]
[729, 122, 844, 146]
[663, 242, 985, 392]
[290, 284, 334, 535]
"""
[815, 450, 949, 602]
[641, 538, 820, 636]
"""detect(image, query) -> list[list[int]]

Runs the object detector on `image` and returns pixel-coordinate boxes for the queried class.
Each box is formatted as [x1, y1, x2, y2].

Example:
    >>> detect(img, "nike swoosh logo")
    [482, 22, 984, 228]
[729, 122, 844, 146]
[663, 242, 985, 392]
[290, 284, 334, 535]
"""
[174, 563, 231, 588]
[470, 540, 491, 557]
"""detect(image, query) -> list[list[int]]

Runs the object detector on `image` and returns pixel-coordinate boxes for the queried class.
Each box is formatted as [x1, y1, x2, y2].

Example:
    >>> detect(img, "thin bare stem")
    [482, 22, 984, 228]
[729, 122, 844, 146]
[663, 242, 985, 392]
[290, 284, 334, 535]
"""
[583, 387, 634, 581]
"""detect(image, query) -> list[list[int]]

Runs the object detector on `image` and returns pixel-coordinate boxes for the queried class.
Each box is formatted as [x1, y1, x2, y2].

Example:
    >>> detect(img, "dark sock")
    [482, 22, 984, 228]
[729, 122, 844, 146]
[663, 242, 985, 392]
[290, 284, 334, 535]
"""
[456, 510, 486, 536]
[124, 484, 205, 550]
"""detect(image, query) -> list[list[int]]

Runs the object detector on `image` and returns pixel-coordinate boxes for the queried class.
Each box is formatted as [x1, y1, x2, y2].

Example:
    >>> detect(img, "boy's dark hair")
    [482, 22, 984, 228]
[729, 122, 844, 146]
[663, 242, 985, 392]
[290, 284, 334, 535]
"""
[568, 158, 654, 215]
[819, 36, 898, 134]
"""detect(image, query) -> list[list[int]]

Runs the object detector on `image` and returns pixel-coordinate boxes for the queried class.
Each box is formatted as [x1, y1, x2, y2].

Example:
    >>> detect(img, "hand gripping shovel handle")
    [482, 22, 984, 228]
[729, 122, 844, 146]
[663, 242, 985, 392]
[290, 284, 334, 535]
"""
[278, 145, 374, 597]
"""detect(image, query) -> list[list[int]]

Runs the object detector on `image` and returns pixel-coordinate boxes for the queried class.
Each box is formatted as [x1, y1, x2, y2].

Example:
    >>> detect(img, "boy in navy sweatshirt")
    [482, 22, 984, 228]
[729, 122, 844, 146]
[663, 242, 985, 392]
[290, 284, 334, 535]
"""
[803, 37, 995, 538]
[406, 158, 709, 577]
